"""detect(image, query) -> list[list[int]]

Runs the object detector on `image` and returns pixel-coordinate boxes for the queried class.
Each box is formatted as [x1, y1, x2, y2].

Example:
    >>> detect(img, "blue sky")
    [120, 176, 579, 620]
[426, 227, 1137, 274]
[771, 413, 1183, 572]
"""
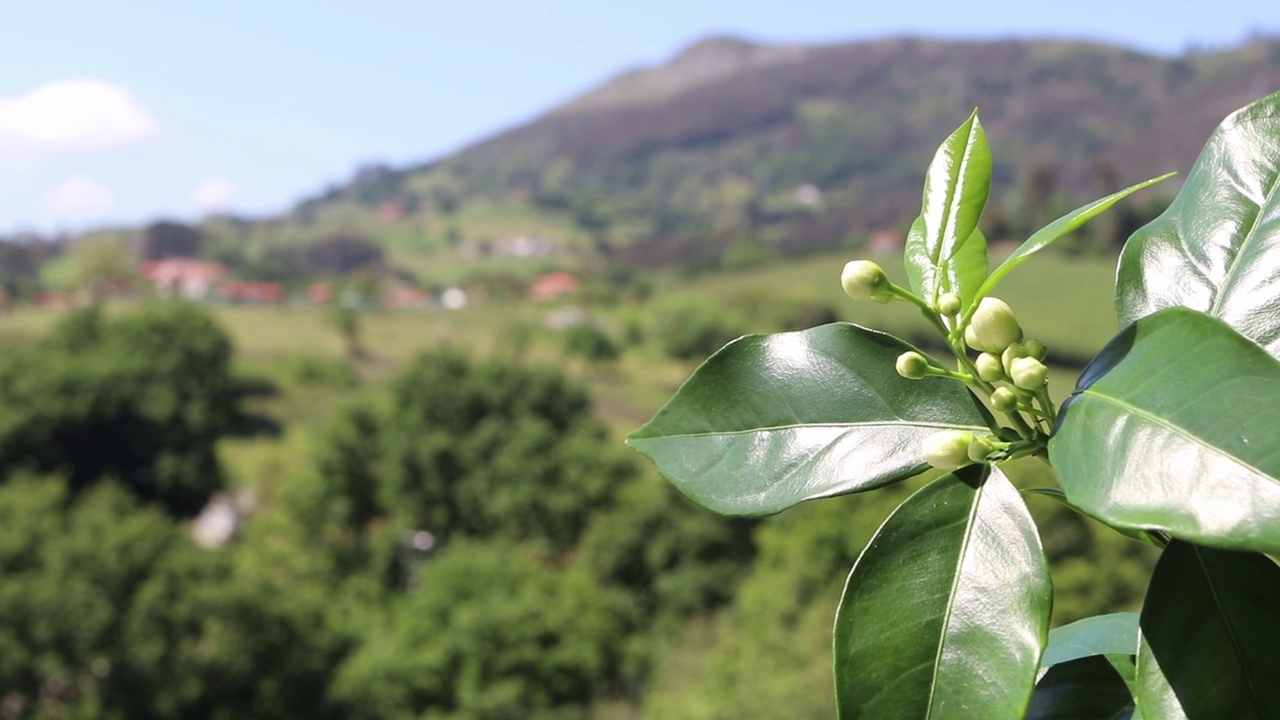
[0, 0, 1273, 233]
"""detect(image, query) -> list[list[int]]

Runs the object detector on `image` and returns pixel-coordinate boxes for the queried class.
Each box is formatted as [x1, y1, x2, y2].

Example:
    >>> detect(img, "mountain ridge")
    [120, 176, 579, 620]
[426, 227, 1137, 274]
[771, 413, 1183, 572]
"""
[289, 34, 1280, 272]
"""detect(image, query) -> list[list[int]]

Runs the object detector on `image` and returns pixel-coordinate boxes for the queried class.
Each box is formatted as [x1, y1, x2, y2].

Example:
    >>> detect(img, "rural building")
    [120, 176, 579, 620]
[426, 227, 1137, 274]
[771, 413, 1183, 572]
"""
[529, 272, 580, 302]
[383, 287, 431, 310]
[219, 281, 285, 304]
[142, 258, 227, 299]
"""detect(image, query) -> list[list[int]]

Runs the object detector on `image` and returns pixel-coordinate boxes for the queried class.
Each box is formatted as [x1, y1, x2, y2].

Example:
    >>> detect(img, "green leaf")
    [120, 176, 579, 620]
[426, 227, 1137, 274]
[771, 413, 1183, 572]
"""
[1135, 541, 1280, 719]
[833, 465, 1050, 719]
[1025, 488, 1167, 548]
[1051, 307, 1280, 552]
[1027, 655, 1135, 720]
[628, 323, 991, 516]
[903, 110, 991, 305]
[1108, 654, 1139, 701]
[906, 222, 989, 310]
[1116, 90, 1280, 358]
[1040, 613, 1139, 677]
[978, 173, 1174, 300]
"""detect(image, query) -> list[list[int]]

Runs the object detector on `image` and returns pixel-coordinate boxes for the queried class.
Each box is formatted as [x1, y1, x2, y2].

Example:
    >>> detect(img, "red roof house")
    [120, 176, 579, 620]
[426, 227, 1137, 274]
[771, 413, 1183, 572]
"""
[141, 258, 227, 299]
[528, 272, 580, 302]
[219, 281, 285, 304]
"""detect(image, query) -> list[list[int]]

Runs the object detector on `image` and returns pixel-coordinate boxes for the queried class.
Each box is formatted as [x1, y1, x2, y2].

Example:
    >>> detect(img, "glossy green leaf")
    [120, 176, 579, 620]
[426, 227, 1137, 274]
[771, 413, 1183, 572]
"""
[1027, 655, 1135, 720]
[903, 110, 991, 305]
[1108, 654, 1139, 701]
[628, 323, 991, 516]
[833, 465, 1050, 719]
[1040, 612, 1139, 676]
[1051, 307, 1280, 552]
[1116, 90, 1280, 358]
[1025, 488, 1167, 548]
[1135, 541, 1280, 719]
[977, 173, 1174, 300]
[906, 219, 988, 309]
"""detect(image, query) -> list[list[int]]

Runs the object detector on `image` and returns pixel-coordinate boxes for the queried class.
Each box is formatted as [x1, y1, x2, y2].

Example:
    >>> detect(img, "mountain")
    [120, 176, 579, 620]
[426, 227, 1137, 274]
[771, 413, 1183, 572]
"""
[293, 35, 1280, 274]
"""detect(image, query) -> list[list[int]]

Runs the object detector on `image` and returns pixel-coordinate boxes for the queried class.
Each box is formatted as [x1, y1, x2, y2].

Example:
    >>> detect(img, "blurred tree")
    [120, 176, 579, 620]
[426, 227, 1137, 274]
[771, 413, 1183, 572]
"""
[284, 351, 636, 592]
[0, 304, 242, 516]
[579, 478, 759, 694]
[377, 353, 631, 549]
[653, 302, 749, 361]
[0, 478, 349, 720]
[304, 236, 384, 275]
[0, 238, 57, 301]
[331, 540, 627, 720]
[328, 302, 364, 361]
[1027, 161, 1058, 228]
[140, 221, 203, 260]
[67, 237, 137, 302]
[562, 322, 620, 365]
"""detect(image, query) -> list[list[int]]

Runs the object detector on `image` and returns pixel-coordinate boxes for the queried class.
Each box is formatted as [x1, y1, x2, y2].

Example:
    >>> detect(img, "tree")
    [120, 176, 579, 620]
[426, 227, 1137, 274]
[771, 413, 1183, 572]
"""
[0, 304, 243, 516]
[580, 478, 757, 636]
[0, 478, 349, 720]
[140, 221, 203, 260]
[331, 540, 627, 720]
[562, 322, 620, 365]
[653, 301, 749, 361]
[285, 350, 636, 593]
[304, 235, 384, 274]
[67, 236, 137, 301]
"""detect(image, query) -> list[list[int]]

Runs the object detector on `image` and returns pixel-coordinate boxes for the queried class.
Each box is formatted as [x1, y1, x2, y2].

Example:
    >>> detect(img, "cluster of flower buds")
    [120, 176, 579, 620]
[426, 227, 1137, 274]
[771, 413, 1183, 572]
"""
[922, 429, 1004, 469]
[838, 258, 1053, 470]
[965, 298, 1048, 391]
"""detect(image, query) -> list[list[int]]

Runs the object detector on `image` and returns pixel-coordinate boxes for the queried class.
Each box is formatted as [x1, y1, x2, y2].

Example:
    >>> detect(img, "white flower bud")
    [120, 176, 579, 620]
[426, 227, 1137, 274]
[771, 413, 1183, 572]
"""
[937, 293, 962, 316]
[895, 351, 930, 380]
[1023, 338, 1047, 361]
[991, 386, 1018, 412]
[967, 435, 997, 463]
[963, 297, 1023, 353]
[841, 260, 891, 302]
[922, 430, 976, 470]
[1001, 342, 1028, 377]
[1010, 356, 1048, 390]
[975, 352, 1004, 382]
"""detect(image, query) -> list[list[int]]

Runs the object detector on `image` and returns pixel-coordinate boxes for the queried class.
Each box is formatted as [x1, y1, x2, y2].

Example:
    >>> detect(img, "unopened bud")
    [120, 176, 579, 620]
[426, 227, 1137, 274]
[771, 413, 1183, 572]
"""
[937, 293, 962, 316]
[1023, 338, 1047, 361]
[1010, 356, 1049, 390]
[975, 352, 1004, 382]
[895, 351, 930, 380]
[963, 297, 1023, 353]
[841, 260, 892, 302]
[991, 386, 1018, 412]
[922, 430, 976, 470]
[967, 435, 997, 463]
[1002, 342, 1028, 377]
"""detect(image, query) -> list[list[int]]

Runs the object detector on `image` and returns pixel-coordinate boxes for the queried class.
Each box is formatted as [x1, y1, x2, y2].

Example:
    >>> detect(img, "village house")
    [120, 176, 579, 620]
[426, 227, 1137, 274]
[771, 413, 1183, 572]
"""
[868, 228, 905, 257]
[382, 287, 432, 310]
[528, 272, 580, 302]
[219, 281, 285, 304]
[141, 258, 227, 300]
[306, 282, 336, 304]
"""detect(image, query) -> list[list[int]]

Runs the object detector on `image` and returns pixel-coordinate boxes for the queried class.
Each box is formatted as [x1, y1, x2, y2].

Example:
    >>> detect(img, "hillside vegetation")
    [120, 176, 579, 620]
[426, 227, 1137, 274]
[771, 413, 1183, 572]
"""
[290, 35, 1280, 273]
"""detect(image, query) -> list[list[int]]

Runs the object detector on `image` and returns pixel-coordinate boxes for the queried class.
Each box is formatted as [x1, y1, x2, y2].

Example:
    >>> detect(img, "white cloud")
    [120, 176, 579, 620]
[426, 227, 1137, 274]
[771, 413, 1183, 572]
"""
[192, 176, 236, 213]
[47, 175, 113, 218]
[0, 79, 156, 154]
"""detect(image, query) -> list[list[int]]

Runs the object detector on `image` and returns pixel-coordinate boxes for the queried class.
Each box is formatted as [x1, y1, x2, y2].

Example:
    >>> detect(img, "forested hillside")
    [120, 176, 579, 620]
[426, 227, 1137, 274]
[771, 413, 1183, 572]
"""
[295, 36, 1280, 267]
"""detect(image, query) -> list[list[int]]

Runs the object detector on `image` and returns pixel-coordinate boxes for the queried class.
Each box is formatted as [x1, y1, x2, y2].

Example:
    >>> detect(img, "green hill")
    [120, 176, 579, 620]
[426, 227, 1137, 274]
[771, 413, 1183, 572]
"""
[284, 35, 1280, 275]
